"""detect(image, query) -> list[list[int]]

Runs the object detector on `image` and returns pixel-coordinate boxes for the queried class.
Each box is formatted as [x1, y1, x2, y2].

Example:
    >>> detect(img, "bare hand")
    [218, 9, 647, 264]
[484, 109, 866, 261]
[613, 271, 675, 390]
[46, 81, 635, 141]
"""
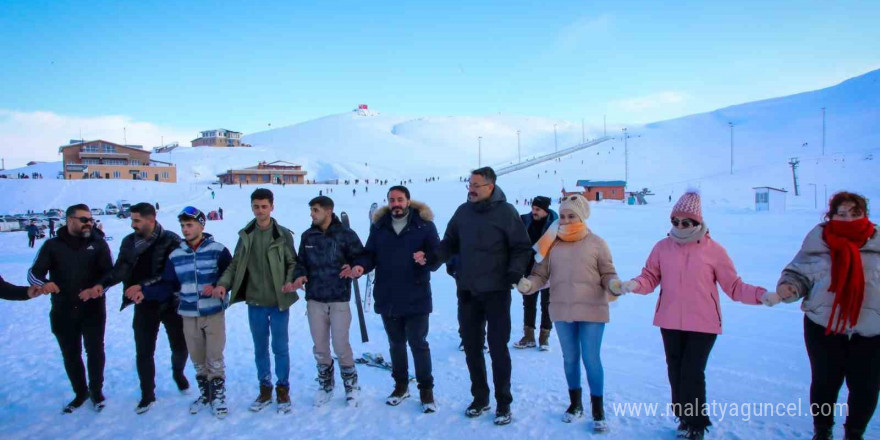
[282, 282, 296, 293]
[124, 285, 143, 303]
[27, 284, 42, 298]
[41, 282, 60, 294]
[350, 266, 364, 279]
[201, 285, 214, 297]
[413, 251, 426, 266]
[212, 286, 227, 299]
[339, 264, 352, 278]
[80, 285, 104, 301]
[778, 283, 797, 300]
[292, 276, 308, 291]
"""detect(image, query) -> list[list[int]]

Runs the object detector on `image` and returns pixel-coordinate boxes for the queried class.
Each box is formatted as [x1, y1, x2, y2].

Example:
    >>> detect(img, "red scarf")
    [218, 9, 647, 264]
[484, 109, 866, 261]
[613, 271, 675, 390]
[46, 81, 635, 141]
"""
[822, 217, 875, 335]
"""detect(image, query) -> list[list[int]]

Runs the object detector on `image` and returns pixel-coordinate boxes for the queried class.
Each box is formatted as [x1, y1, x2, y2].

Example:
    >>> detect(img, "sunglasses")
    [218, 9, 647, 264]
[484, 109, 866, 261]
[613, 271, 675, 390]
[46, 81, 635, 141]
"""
[671, 218, 699, 228]
[73, 217, 94, 224]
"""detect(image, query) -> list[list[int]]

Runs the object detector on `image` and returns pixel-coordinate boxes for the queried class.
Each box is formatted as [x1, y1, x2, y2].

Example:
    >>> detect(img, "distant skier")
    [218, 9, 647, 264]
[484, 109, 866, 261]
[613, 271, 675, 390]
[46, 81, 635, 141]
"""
[353, 188, 356, 197]
[211, 191, 215, 200]
[218, 207, 223, 220]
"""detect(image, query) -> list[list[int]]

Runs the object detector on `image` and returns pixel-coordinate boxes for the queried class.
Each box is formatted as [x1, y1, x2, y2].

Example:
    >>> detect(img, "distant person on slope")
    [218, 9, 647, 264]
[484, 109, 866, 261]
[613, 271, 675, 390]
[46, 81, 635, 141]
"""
[26, 219, 39, 248]
[771, 191, 879, 440]
[291, 196, 366, 407]
[611, 191, 774, 440]
[93, 202, 190, 414]
[28, 204, 113, 413]
[513, 196, 557, 351]
[432, 167, 532, 426]
[214, 188, 298, 414]
[353, 186, 441, 412]
[517, 194, 619, 433]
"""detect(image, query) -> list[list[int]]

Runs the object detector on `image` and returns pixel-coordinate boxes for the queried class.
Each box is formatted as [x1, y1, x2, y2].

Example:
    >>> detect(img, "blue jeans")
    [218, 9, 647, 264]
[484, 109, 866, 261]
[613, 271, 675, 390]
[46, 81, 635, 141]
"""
[248, 305, 290, 387]
[555, 321, 605, 396]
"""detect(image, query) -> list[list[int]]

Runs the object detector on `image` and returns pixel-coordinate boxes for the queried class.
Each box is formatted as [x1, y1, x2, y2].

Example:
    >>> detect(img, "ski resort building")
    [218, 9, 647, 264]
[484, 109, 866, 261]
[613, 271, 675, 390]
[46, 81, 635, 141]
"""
[575, 180, 627, 201]
[753, 187, 788, 212]
[191, 129, 251, 147]
[216, 160, 308, 185]
[59, 140, 177, 182]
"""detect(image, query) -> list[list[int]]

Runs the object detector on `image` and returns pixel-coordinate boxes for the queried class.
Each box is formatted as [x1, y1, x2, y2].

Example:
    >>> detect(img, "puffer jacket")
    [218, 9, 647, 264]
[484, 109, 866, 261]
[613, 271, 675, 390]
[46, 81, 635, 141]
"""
[777, 223, 880, 337]
[292, 214, 366, 303]
[357, 201, 441, 316]
[631, 232, 766, 334]
[525, 228, 618, 323]
[152, 234, 233, 317]
[100, 223, 182, 310]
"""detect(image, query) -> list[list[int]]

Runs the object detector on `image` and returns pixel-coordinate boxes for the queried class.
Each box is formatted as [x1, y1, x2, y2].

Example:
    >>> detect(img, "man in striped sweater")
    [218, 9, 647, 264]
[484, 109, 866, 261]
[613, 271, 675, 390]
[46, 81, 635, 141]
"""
[146, 206, 232, 418]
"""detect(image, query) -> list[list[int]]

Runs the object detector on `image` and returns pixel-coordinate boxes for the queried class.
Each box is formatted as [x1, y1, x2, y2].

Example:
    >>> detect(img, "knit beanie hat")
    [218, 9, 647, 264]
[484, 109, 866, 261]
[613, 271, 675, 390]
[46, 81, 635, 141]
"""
[531, 196, 551, 213]
[559, 194, 591, 221]
[671, 191, 703, 223]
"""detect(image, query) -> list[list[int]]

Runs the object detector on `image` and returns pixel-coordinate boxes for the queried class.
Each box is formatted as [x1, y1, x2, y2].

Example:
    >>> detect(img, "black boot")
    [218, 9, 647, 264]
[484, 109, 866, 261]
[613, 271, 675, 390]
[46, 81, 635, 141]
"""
[685, 426, 707, 440]
[62, 393, 90, 414]
[190, 376, 210, 414]
[844, 424, 864, 440]
[591, 395, 607, 432]
[420, 388, 436, 413]
[386, 381, 410, 406]
[173, 370, 190, 392]
[562, 388, 584, 422]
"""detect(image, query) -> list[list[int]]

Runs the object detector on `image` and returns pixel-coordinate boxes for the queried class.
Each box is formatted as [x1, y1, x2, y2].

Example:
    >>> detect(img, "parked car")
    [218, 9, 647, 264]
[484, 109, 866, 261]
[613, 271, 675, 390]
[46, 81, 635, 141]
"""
[117, 209, 131, 219]
[0, 218, 20, 232]
[105, 203, 119, 215]
[46, 209, 64, 218]
[90, 208, 105, 216]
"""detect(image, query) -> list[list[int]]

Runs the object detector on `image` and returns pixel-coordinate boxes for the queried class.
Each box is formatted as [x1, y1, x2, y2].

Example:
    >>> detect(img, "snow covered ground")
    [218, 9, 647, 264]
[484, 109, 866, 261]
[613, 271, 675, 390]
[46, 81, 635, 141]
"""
[1, 70, 878, 439]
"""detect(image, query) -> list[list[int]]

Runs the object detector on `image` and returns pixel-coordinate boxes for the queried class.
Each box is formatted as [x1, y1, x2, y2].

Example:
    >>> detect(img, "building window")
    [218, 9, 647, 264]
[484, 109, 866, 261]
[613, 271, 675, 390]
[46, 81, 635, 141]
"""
[113, 171, 121, 178]
[83, 144, 99, 153]
[162, 172, 169, 179]
[140, 171, 147, 179]
[130, 159, 140, 166]
[102, 143, 116, 153]
[83, 158, 100, 165]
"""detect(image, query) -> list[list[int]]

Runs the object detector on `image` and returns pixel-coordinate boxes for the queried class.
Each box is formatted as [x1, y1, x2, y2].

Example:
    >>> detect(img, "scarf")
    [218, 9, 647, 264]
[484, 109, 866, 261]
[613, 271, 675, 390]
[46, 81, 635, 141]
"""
[669, 223, 708, 245]
[822, 217, 875, 335]
[134, 222, 163, 257]
[533, 220, 588, 263]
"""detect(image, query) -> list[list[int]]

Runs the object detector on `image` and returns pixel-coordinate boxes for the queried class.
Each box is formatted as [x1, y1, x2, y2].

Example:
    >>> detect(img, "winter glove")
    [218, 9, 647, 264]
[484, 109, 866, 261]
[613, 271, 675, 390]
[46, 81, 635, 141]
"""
[609, 279, 625, 296]
[761, 291, 781, 307]
[613, 280, 638, 294]
[516, 278, 533, 294]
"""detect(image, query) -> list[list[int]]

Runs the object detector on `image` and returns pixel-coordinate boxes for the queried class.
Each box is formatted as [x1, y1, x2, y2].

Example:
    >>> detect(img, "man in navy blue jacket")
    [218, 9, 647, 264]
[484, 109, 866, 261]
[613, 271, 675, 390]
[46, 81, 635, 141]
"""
[353, 186, 441, 413]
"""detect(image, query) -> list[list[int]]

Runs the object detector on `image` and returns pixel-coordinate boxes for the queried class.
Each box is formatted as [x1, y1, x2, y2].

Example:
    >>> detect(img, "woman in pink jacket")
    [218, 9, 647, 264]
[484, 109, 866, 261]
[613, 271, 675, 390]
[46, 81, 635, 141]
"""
[612, 191, 772, 440]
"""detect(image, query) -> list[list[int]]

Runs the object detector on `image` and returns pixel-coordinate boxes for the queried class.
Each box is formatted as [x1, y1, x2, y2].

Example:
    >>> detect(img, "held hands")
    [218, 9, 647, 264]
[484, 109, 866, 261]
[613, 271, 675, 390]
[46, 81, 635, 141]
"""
[41, 282, 60, 294]
[27, 284, 44, 298]
[413, 251, 427, 266]
[281, 282, 296, 293]
[79, 284, 104, 301]
[291, 276, 308, 291]
[201, 285, 214, 297]
[339, 264, 364, 279]
[211, 285, 227, 299]
[123, 285, 144, 304]
[777, 283, 797, 301]
[610, 279, 638, 295]
[516, 278, 532, 294]
[761, 291, 782, 307]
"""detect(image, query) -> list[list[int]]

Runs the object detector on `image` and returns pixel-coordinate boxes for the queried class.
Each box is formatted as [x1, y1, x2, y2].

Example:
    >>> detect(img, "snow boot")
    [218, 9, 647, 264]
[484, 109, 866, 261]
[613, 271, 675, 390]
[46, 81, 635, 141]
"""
[341, 366, 360, 407]
[513, 326, 536, 349]
[591, 395, 608, 433]
[386, 381, 410, 406]
[276, 385, 291, 414]
[844, 425, 865, 440]
[211, 378, 229, 419]
[90, 389, 106, 413]
[249, 384, 273, 412]
[685, 426, 707, 440]
[135, 395, 156, 415]
[420, 389, 436, 414]
[62, 393, 89, 414]
[314, 361, 335, 407]
[190, 375, 210, 414]
[173, 370, 190, 392]
[676, 419, 689, 438]
[562, 388, 584, 423]
[494, 403, 512, 426]
[538, 328, 551, 351]
[465, 400, 491, 418]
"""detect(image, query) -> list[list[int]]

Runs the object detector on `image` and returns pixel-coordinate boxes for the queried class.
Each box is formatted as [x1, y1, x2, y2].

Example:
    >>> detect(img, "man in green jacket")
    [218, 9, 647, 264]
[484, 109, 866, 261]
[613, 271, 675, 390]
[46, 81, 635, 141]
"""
[214, 188, 298, 414]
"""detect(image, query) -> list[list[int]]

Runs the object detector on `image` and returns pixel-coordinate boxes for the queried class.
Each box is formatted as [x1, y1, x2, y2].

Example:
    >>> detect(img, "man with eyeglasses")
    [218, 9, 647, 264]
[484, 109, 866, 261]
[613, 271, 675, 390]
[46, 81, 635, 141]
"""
[428, 166, 531, 425]
[89, 202, 189, 414]
[28, 204, 114, 413]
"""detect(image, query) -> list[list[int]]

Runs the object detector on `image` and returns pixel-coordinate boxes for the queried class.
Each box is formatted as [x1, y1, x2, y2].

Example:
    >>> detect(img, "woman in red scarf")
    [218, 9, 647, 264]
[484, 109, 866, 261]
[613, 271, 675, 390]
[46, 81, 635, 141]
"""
[774, 192, 879, 440]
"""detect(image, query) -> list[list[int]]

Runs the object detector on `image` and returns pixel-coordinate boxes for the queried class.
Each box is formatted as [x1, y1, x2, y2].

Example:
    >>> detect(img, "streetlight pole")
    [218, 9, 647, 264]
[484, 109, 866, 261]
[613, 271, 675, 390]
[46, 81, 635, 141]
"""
[553, 124, 558, 152]
[516, 130, 521, 163]
[808, 183, 817, 209]
[728, 122, 734, 174]
[478, 136, 482, 168]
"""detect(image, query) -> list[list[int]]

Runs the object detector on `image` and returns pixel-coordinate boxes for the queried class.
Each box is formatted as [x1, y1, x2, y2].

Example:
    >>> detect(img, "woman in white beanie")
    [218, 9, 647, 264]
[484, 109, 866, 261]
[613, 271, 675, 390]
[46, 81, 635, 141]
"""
[516, 193, 620, 433]
[611, 190, 774, 440]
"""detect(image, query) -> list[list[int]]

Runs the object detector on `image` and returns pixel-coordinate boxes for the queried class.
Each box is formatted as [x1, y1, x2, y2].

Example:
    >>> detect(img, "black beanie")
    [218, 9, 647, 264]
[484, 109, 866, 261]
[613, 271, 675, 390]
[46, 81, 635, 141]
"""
[532, 196, 551, 213]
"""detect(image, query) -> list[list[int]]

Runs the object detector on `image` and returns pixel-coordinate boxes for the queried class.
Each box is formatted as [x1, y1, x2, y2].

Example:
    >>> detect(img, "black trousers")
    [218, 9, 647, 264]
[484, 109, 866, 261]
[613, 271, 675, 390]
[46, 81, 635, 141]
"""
[660, 328, 717, 429]
[522, 288, 551, 330]
[28, 235, 35, 248]
[133, 300, 189, 399]
[804, 316, 880, 436]
[458, 289, 512, 406]
[382, 313, 433, 390]
[50, 300, 106, 398]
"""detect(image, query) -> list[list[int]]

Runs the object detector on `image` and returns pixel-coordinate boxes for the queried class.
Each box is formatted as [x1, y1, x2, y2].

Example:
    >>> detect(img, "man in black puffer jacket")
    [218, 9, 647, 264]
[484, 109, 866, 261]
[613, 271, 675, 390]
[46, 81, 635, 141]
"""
[433, 167, 532, 425]
[353, 186, 441, 411]
[91, 202, 189, 414]
[28, 204, 113, 413]
[291, 196, 366, 406]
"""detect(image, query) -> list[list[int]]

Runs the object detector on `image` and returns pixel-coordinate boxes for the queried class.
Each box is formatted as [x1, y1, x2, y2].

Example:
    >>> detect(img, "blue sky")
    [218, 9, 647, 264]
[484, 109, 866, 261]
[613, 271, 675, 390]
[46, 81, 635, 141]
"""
[1, 0, 878, 138]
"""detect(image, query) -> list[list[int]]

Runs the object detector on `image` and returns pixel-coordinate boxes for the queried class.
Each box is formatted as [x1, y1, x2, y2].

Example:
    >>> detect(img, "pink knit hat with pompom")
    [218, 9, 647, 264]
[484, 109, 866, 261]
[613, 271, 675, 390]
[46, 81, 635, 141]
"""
[671, 191, 702, 223]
